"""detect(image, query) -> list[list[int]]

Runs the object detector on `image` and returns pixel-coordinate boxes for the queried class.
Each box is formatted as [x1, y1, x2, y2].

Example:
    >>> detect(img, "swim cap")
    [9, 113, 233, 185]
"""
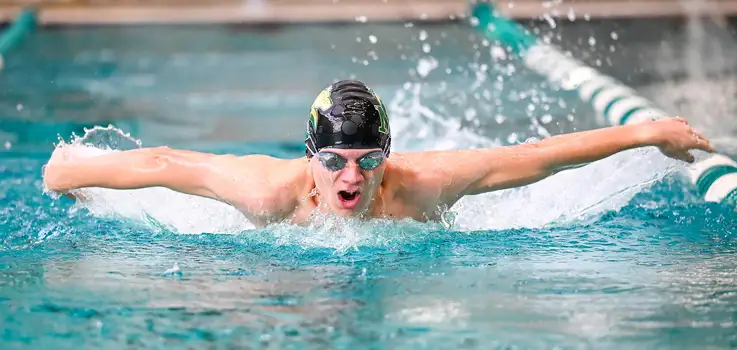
[305, 80, 391, 158]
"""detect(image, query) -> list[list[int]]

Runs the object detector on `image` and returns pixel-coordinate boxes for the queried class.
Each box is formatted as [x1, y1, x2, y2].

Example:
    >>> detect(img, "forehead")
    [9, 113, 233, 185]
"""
[321, 148, 382, 158]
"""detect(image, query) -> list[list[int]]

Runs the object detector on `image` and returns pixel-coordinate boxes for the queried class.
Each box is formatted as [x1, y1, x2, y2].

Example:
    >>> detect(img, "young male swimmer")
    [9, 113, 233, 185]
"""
[43, 80, 715, 228]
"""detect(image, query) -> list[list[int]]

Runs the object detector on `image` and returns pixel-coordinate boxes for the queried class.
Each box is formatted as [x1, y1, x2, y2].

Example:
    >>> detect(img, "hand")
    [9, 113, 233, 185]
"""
[42, 146, 73, 192]
[645, 117, 715, 163]
[47, 145, 72, 165]
[43, 146, 86, 200]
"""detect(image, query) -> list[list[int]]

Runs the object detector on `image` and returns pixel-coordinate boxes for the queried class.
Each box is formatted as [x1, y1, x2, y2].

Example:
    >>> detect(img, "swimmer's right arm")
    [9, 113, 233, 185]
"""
[43, 146, 298, 224]
[43, 146, 243, 201]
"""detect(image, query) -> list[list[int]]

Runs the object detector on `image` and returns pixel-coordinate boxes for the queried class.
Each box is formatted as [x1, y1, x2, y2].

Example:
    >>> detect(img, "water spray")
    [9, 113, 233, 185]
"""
[469, 2, 737, 205]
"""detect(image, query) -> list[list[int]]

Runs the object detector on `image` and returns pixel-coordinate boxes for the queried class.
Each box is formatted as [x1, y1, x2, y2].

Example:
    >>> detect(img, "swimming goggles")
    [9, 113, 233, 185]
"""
[316, 150, 385, 171]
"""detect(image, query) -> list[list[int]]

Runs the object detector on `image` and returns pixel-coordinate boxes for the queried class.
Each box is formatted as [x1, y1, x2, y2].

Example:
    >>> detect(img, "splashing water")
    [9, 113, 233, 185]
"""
[645, 0, 737, 144]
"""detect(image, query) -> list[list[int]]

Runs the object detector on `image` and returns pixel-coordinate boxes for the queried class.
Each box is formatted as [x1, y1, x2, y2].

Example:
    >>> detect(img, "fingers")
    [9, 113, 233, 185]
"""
[692, 128, 707, 140]
[689, 129, 716, 153]
[672, 150, 696, 163]
[700, 139, 716, 153]
[685, 152, 695, 163]
[693, 137, 715, 153]
[673, 116, 689, 124]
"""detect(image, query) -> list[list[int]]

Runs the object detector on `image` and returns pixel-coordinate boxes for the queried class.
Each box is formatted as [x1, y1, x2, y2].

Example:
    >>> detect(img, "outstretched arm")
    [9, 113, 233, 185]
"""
[427, 117, 714, 205]
[44, 146, 229, 199]
[43, 146, 301, 224]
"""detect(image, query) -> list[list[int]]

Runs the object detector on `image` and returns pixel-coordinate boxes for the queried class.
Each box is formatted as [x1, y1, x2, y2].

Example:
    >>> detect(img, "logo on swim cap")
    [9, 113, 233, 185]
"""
[305, 80, 391, 158]
[310, 87, 333, 129]
[368, 88, 389, 135]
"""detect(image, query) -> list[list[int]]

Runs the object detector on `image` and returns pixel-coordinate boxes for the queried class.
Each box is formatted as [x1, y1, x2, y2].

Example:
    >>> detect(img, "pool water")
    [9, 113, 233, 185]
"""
[2, 18, 737, 349]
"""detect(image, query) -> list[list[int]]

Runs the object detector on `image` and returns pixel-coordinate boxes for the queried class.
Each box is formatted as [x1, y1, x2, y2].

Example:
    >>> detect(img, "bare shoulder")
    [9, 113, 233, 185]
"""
[388, 150, 461, 178]
[387, 149, 493, 207]
[385, 151, 452, 201]
[208, 154, 308, 221]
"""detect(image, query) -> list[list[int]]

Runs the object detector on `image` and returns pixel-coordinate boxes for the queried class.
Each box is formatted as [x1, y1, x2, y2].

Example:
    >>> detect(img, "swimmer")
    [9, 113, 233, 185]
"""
[42, 80, 715, 227]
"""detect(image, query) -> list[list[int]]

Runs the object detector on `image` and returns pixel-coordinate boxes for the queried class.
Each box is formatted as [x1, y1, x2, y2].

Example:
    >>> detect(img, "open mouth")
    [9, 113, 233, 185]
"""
[337, 190, 361, 209]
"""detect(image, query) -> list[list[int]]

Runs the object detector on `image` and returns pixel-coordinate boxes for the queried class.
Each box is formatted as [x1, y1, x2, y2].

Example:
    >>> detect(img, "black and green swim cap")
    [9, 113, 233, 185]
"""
[305, 80, 391, 158]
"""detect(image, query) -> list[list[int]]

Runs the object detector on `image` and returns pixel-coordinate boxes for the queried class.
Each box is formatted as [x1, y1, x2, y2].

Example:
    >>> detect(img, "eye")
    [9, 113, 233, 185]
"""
[359, 152, 384, 169]
[324, 155, 342, 168]
[318, 152, 346, 170]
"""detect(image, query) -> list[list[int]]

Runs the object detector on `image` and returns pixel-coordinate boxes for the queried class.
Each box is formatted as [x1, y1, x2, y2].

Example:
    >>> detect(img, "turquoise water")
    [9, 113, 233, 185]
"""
[1, 21, 737, 349]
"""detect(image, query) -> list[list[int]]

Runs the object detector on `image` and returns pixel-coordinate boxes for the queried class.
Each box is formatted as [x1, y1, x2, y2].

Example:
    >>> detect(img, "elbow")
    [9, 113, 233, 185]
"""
[478, 164, 553, 193]
[105, 147, 178, 188]
[138, 147, 176, 171]
[42, 163, 69, 192]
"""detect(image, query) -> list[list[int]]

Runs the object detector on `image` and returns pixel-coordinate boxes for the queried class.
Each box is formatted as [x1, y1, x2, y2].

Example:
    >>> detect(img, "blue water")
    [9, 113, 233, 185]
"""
[1, 21, 737, 349]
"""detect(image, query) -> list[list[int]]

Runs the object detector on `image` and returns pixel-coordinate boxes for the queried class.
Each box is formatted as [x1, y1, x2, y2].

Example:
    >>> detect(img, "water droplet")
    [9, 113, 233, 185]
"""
[369, 35, 378, 44]
[16, 104, 22, 111]
[610, 31, 619, 40]
[419, 30, 428, 41]
[356, 37, 362, 43]
[541, 114, 553, 124]
[422, 43, 431, 53]
[491, 46, 507, 60]
[416, 57, 438, 77]
[4, 141, 10, 150]
[588, 36, 596, 46]
[542, 13, 556, 29]
[464, 108, 477, 121]
[355, 16, 367, 22]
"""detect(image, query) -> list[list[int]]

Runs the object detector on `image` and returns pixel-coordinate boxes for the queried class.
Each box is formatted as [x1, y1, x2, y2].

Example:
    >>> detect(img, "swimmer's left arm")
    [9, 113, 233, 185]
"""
[434, 117, 713, 204]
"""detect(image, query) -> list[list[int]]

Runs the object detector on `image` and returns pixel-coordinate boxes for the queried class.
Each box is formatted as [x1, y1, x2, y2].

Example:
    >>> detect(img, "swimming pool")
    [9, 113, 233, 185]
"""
[2, 16, 737, 349]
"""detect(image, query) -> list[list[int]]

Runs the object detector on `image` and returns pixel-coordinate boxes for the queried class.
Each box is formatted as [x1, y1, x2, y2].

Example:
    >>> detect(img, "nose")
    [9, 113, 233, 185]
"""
[340, 163, 363, 184]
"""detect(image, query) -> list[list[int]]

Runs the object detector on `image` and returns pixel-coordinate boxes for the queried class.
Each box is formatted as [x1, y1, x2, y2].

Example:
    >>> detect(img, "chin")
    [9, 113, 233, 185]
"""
[329, 201, 369, 217]
[331, 207, 363, 217]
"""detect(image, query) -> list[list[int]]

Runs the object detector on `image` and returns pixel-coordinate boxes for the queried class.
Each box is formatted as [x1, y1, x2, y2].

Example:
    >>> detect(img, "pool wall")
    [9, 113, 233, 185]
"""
[2, 0, 737, 25]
